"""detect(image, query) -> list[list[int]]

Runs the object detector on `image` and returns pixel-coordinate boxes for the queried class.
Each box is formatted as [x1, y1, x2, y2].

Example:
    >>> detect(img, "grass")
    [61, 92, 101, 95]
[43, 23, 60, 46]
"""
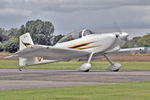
[0, 60, 150, 71]
[0, 82, 150, 100]
[0, 60, 150, 100]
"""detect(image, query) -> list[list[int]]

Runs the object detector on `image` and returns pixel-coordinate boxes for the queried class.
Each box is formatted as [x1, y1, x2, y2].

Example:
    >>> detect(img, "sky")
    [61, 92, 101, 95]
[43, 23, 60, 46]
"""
[1, 0, 150, 38]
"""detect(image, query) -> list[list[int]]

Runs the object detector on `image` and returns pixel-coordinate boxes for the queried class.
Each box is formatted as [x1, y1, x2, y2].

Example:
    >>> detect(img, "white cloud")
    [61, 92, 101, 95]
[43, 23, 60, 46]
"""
[0, 0, 150, 37]
[0, 8, 32, 16]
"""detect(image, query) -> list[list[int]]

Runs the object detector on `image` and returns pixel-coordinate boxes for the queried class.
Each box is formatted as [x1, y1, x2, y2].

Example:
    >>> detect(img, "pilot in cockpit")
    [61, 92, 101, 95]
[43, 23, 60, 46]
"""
[58, 29, 94, 43]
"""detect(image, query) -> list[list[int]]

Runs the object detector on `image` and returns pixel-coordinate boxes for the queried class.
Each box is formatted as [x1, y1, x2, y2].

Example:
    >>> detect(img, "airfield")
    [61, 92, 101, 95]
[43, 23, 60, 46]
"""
[0, 69, 150, 91]
[0, 55, 150, 100]
[0, 55, 150, 91]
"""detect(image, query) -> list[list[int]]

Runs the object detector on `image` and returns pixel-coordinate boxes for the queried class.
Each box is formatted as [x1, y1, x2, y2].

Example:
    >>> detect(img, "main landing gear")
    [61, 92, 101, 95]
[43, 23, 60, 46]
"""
[104, 54, 122, 72]
[77, 52, 94, 72]
[77, 52, 122, 72]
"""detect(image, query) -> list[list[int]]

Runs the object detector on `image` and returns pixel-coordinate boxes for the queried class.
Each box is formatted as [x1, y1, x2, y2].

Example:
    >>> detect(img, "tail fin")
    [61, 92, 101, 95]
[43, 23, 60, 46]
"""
[19, 33, 37, 66]
[19, 33, 34, 50]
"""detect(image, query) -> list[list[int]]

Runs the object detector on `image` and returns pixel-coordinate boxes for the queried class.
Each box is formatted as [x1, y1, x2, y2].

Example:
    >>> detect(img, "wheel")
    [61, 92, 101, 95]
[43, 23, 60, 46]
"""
[83, 69, 90, 72]
[19, 67, 23, 71]
[112, 69, 120, 72]
[107, 63, 121, 72]
[77, 63, 91, 72]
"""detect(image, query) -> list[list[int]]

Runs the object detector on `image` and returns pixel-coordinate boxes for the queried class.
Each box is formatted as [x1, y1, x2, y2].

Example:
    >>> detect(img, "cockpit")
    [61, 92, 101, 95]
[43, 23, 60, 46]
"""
[58, 29, 94, 43]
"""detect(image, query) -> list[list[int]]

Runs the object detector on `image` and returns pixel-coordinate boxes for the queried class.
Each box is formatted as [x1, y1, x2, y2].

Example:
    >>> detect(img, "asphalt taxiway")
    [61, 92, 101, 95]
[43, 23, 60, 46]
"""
[0, 69, 150, 91]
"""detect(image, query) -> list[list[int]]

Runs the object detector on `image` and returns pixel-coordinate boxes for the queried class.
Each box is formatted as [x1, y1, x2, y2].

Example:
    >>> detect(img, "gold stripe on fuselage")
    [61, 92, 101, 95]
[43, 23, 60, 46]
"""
[68, 41, 94, 48]
[74, 45, 97, 50]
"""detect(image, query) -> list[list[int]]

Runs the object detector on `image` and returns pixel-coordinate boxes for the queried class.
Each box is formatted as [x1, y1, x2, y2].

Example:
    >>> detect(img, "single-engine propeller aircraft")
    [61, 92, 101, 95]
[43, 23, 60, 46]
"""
[8, 29, 150, 72]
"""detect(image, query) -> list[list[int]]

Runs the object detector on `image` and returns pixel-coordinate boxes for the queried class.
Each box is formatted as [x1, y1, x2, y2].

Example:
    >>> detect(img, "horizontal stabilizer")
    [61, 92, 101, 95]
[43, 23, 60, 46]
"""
[14, 45, 89, 61]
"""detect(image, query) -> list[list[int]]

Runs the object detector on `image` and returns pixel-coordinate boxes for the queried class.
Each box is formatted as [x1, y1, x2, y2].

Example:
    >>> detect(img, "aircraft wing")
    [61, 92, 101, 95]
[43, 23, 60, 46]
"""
[117, 47, 150, 54]
[105, 47, 150, 56]
[78, 47, 150, 61]
[12, 45, 90, 60]
[103, 47, 150, 56]
[118, 47, 147, 54]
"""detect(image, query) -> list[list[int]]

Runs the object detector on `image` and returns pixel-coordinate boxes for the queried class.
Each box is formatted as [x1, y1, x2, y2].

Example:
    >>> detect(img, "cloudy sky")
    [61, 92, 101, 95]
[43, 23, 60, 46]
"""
[1, 0, 150, 38]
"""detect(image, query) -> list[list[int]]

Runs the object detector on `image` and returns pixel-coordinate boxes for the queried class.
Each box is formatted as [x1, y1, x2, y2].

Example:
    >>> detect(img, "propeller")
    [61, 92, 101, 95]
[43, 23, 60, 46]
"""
[112, 19, 130, 47]
[109, 13, 130, 47]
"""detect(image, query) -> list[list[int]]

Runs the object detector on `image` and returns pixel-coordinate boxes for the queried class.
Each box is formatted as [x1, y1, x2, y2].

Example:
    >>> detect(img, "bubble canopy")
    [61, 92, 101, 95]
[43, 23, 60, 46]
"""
[58, 29, 94, 43]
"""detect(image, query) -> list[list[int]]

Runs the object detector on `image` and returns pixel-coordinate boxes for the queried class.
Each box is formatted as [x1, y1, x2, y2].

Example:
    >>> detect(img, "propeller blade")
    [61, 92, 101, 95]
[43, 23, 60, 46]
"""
[112, 19, 122, 34]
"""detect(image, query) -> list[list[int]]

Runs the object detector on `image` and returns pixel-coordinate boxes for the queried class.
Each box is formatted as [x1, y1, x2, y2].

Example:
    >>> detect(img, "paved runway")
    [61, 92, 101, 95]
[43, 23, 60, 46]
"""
[0, 69, 150, 91]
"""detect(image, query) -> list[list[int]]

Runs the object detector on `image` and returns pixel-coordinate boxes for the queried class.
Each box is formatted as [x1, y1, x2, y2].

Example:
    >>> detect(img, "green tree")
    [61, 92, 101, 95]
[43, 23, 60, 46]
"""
[3, 38, 19, 53]
[17, 25, 26, 37]
[18, 19, 54, 45]
[0, 28, 9, 42]
[0, 42, 4, 52]
[8, 28, 18, 37]
[0, 19, 55, 53]
[137, 34, 150, 47]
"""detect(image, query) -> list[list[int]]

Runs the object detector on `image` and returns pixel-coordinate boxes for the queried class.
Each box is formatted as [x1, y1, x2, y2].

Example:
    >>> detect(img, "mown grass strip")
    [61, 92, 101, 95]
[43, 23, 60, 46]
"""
[0, 82, 150, 100]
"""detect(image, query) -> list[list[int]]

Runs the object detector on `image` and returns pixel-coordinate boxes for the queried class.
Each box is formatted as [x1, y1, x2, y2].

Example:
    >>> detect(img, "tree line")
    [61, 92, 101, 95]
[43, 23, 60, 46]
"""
[123, 34, 150, 48]
[0, 19, 63, 53]
[0, 19, 150, 53]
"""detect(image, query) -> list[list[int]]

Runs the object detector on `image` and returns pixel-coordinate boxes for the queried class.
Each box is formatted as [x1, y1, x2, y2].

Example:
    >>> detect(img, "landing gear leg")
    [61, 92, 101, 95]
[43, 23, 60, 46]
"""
[104, 54, 121, 72]
[77, 52, 94, 72]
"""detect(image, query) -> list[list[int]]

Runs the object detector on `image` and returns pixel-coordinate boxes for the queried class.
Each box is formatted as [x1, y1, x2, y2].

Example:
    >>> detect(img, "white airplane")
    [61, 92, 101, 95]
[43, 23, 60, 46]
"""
[8, 29, 149, 72]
